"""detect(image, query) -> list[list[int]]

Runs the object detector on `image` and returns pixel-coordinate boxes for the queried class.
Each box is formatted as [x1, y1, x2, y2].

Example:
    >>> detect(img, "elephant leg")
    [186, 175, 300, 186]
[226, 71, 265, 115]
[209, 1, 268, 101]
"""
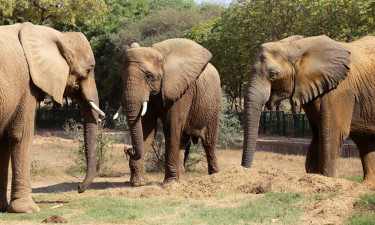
[163, 126, 182, 183]
[129, 115, 157, 187]
[7, 95, 39, 213]
[305, 122, 319, 174]
[202, 126, 220, 175]
[317, 100, 352, 177]
[351, 134, 375, 186]
[0, 133, 11, 212]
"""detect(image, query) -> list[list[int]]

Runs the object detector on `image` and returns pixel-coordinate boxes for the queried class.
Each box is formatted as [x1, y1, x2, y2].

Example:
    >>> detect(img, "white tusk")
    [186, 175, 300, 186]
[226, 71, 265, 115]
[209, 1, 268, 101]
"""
[141, 101, 147, 116]
[89, 101, 106, 117]
[113, 106, 123, 120]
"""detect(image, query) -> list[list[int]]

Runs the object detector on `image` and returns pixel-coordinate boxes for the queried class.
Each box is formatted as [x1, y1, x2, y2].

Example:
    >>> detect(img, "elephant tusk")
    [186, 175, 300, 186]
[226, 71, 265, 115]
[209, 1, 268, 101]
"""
[113, 106, 123, 120]
[89, 101, 106, 117]
[141, 101, 147, 116]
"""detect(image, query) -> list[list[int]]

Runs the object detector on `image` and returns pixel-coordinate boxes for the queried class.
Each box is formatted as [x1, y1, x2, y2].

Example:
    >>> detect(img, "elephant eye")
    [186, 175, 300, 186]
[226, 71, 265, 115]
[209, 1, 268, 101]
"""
[145, 72, 155, 81]
[86, 67, 93, 75]
[269, 71, 278, 80]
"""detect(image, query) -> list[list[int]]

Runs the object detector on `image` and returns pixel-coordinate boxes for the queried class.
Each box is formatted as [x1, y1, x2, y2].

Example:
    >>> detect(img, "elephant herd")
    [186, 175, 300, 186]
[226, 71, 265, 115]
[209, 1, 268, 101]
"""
[0, 22, 374, 213]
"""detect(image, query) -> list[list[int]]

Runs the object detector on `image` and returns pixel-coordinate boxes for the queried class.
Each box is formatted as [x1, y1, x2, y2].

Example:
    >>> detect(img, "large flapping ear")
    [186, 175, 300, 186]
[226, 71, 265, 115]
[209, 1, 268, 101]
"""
[19, 22, 70, 105]
[290, 35, 350, 105]
[152, 38, 212, 104]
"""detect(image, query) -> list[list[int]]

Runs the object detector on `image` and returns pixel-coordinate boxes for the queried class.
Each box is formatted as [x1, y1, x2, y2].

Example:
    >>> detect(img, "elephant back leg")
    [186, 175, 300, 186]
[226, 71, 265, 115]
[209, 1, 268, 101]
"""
[350, 133, 375, 186]
[129, 114, 157, 187]
[7, 91, 39, 213]
[201, 113, 220, 175]
[0, 132, 11, 212]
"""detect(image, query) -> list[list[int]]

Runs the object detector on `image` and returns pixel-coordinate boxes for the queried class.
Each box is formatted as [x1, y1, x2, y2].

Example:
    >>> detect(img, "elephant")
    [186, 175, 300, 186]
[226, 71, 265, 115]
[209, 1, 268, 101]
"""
[113, 39, 221, 186]
[0, 22, 105, 213]
[241, 34, 375, 186]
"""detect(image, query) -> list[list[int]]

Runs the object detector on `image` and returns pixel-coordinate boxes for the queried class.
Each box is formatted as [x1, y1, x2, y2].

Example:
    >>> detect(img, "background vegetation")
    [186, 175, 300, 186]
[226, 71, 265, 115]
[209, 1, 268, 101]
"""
[3, 0, 375, 111]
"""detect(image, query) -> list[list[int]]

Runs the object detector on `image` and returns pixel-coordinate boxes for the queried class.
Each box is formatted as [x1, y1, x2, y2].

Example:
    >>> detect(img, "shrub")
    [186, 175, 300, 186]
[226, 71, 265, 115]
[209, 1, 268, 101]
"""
[64, 119, 114, 175]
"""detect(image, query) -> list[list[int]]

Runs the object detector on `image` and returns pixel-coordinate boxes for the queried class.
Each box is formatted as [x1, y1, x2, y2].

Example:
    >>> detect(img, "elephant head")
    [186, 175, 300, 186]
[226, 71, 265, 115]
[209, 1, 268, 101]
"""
[115, 39, 212, 160]
[242, 35, 351, 168]
[19, 23, 104, 192]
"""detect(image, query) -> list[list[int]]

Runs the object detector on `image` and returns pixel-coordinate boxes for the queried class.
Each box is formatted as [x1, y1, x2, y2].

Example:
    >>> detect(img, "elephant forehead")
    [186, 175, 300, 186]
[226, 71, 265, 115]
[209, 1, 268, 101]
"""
[124, 48, 160, 62]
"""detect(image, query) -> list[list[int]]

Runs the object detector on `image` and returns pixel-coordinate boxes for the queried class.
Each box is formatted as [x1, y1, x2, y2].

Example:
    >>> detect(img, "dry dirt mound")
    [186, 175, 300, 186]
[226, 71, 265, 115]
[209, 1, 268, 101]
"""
[112, 166, 372, 225]
[134, 167, 373, 199]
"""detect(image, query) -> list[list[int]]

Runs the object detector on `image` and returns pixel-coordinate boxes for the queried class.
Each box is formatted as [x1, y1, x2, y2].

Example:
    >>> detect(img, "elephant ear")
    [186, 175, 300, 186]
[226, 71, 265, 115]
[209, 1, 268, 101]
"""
[152, 38, 212, 104]
[278, 35, 304, 43]
[19, 22, 70, 105]
[291, 35, 351, 105]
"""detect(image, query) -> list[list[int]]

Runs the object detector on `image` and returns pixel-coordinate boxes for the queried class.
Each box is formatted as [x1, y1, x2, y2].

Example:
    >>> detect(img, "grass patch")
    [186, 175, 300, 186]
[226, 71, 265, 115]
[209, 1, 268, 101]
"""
[347, 193, 375, 225]
[0, 194, 184, 224]
[177, 192, 303, 224]
[340, 175, 363, 183]
[0, 192, 305, 224]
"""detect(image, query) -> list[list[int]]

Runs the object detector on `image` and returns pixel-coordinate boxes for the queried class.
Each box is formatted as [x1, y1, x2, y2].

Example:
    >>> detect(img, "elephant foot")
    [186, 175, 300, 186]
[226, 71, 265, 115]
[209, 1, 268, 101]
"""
[0, 199, 8, 212]
[130, 174, 147, 187]
[163, 177, 179, 184]
[363, 174, 375, 187]
[8, 197, 40, 213]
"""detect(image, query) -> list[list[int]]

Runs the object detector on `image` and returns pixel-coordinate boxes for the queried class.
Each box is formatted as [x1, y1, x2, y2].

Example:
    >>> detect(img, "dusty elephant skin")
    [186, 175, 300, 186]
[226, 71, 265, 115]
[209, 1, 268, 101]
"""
[242, 35, 375, 186]
[0, 23, 104, 213]
[116, 39, 222, 186]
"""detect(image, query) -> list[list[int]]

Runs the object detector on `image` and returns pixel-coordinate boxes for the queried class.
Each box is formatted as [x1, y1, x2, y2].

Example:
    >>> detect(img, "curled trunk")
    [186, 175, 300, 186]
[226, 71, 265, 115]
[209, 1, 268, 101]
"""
[78, 101, 98, 193]
[242, 77, 270, 168]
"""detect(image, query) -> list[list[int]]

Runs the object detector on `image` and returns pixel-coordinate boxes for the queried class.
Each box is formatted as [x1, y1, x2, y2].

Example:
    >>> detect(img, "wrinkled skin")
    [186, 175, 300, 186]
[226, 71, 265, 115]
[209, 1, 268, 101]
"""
[0, 23, 102, 213]
[119, 39, 221, 186]
[242, 34, 375, 187]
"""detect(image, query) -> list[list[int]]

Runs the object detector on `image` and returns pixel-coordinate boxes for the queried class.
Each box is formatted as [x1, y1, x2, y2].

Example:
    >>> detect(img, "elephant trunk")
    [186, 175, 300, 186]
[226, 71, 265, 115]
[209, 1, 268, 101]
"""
[242, 76, 270, 168]
[125, 107, 144, 160]
[78, 100, 98, 193]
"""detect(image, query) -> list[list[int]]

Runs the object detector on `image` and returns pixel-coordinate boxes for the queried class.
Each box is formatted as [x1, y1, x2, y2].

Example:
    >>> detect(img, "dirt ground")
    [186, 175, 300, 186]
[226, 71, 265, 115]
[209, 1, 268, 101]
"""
[3, 135, 373, 224]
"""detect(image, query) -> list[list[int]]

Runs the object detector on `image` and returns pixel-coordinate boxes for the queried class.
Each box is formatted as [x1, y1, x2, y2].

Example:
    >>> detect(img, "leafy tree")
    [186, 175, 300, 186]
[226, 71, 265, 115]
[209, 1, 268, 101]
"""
[0, 0, 109, 25]
[186, 0, 375, 111]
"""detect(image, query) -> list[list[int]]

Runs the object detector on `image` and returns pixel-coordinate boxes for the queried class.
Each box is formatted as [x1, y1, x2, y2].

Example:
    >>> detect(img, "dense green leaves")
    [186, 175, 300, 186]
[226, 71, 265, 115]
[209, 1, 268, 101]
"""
[186, 0, 375, 110]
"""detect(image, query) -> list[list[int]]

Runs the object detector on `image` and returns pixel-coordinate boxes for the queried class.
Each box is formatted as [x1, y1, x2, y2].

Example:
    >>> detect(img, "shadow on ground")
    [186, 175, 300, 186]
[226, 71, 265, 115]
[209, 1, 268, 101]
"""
[32, 181, 130, 193]
[32, 181, 163, 193]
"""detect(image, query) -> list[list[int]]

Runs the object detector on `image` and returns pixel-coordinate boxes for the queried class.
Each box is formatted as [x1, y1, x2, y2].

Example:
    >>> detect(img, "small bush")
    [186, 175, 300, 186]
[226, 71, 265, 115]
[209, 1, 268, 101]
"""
[145, 135, 204, 173]
[218, 96, 243, 149]
[64, 119, 114, 175]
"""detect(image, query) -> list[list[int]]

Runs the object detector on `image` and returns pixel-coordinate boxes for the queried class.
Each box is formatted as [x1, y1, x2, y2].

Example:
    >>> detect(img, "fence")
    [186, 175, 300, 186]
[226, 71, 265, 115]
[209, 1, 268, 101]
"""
[258, 111, 311, 137]
[35, 109, 311, 137]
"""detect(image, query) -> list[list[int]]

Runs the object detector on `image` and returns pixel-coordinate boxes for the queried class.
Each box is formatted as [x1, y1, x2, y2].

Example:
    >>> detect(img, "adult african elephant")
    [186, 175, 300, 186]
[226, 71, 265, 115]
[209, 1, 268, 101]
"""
[242, 34, 375, 186]
[114, 39, 221, 186]
[0, 23, 105, 213]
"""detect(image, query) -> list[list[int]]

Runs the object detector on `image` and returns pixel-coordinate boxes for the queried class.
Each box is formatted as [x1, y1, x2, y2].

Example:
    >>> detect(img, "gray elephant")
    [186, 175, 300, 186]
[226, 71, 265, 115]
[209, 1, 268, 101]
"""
[0, 23, 105, 213]
[242, 35, 375, 186]
[114, 39, 221, 186]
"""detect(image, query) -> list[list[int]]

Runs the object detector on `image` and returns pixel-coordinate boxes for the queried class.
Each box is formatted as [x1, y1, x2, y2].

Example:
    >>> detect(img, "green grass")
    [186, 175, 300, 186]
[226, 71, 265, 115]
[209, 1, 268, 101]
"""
[0, 191, 305, 224]
[340, 175, 363, 183]
[175, 192, 303, 225]
[347, 193, 375, 225]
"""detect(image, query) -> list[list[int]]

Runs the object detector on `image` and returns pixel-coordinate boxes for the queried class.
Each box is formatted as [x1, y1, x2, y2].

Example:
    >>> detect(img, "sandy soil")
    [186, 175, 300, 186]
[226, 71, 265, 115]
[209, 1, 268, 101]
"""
[4, 135, 372, 224]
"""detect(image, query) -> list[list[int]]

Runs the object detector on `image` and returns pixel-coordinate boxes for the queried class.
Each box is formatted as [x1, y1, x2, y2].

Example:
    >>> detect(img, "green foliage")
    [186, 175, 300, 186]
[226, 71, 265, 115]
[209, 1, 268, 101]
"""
[186, 0, 375, 106]
[354, 193, 375, 211]
[0, 0, 109, 25]
[218, 95, 243, 149]
[63, 119, 114, 175]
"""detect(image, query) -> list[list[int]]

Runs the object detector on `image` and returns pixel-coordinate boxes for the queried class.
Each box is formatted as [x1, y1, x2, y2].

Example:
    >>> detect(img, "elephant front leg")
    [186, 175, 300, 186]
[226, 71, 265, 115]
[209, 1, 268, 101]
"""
[129, 115, 157, 187]
[163, 129, 182, 183]
[0, 135, 11, 212]
[305, 123, 319, 174]
[7, 97, 40, 213]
